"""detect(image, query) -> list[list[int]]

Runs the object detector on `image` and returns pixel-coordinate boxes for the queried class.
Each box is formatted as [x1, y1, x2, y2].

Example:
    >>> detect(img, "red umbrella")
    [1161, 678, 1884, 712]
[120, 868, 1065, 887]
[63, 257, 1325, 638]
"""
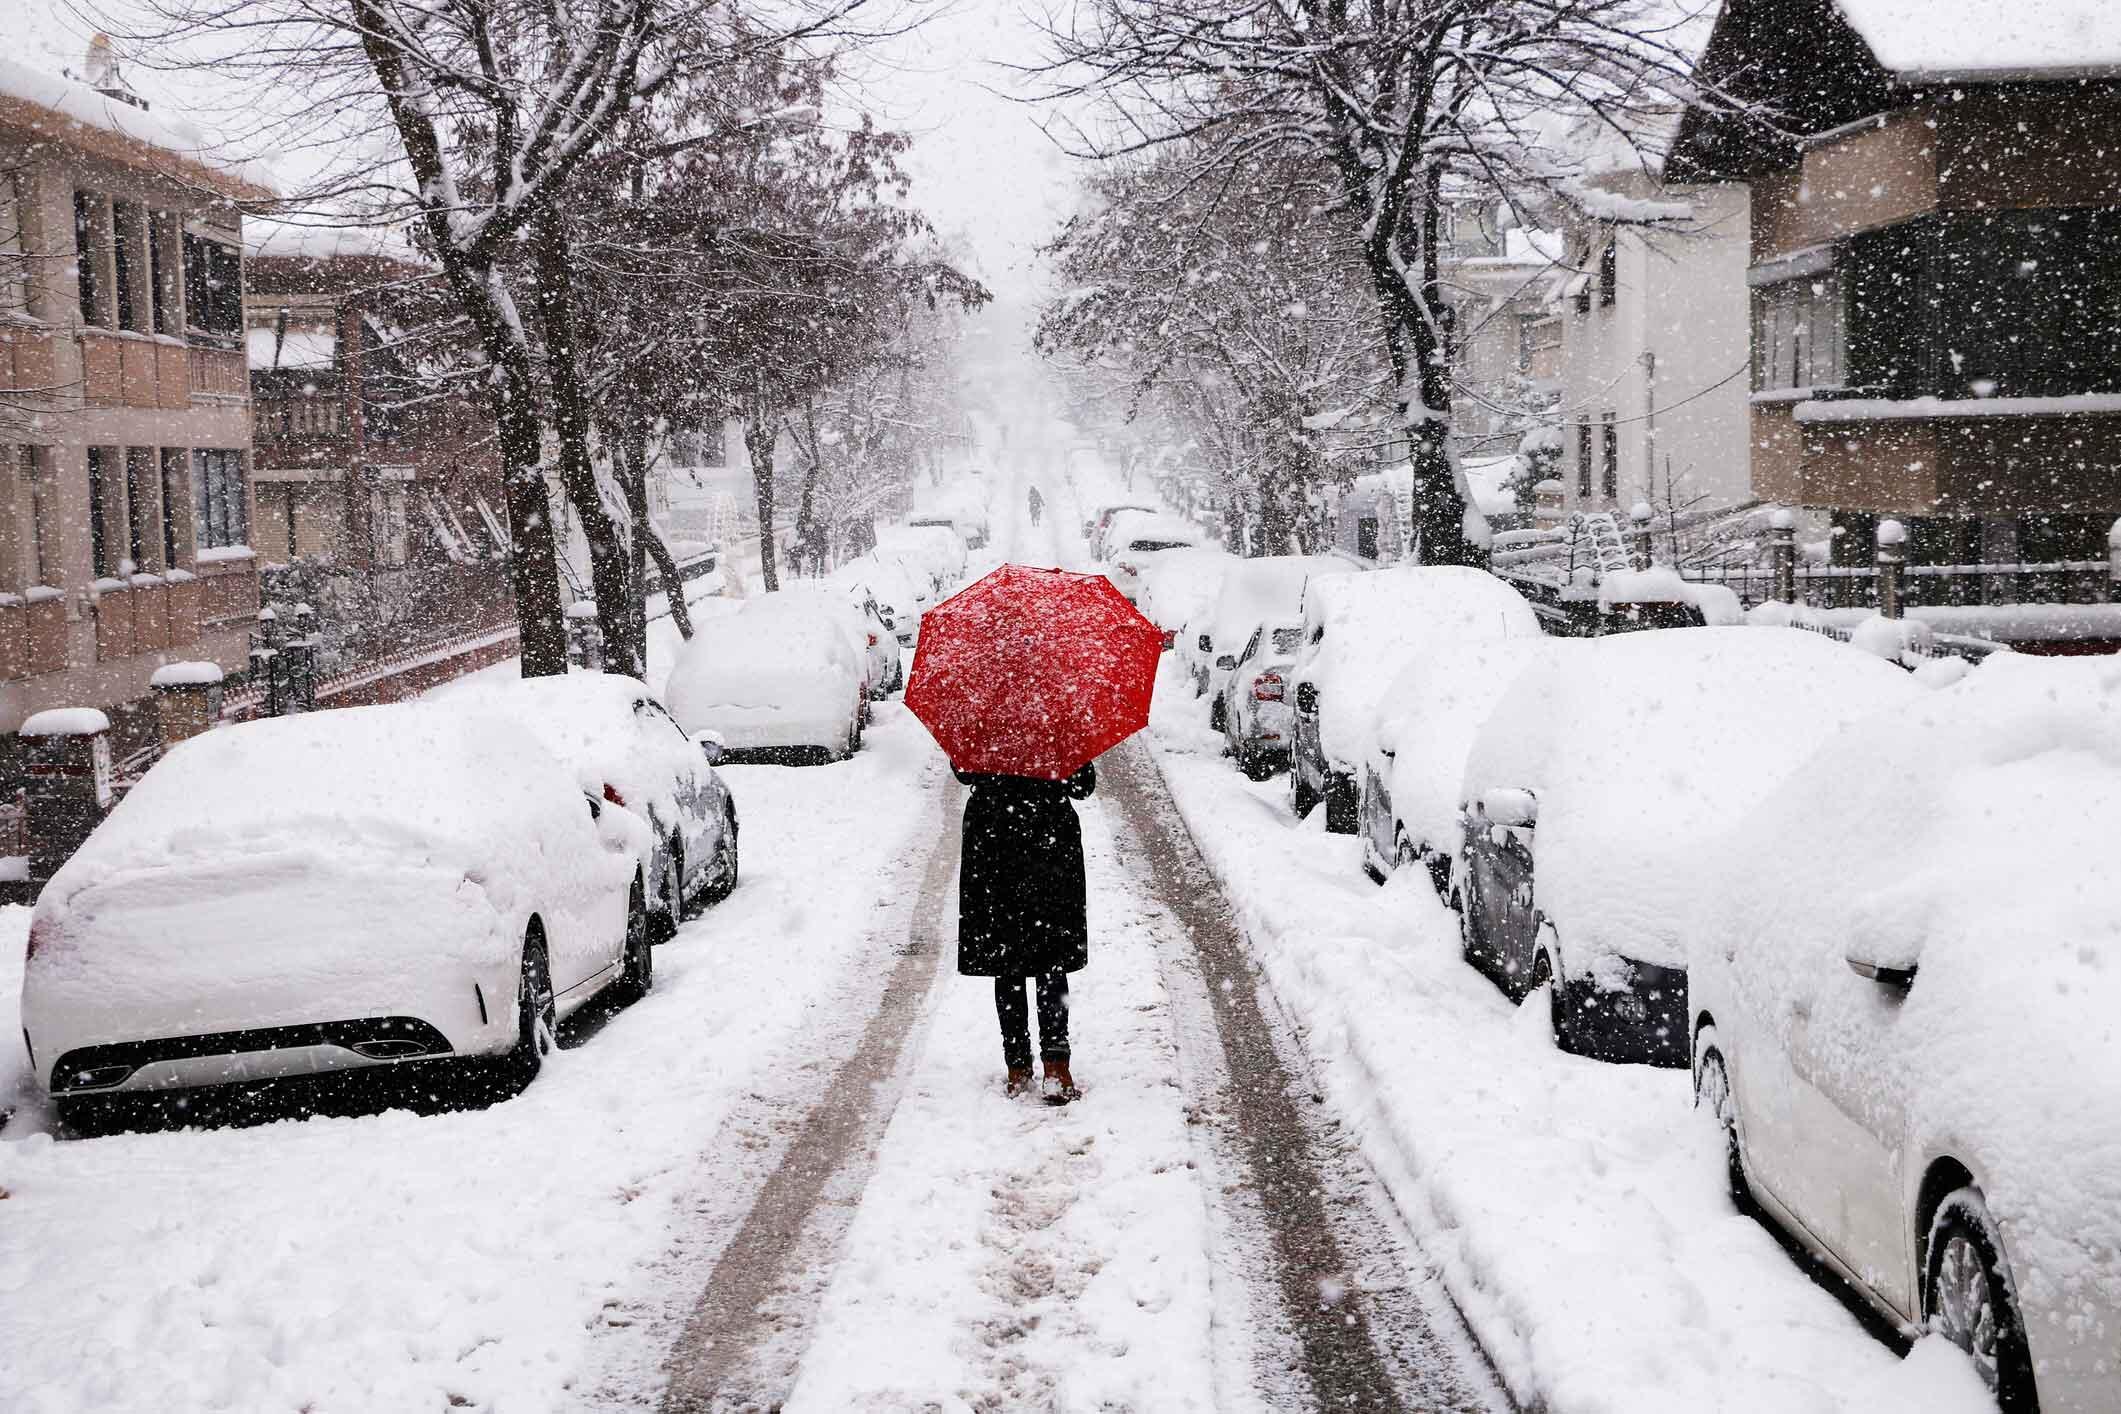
[905, 563, 1164, 780]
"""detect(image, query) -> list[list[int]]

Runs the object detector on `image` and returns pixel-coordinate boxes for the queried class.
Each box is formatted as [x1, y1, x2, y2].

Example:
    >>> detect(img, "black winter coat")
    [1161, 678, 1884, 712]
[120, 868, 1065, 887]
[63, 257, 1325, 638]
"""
[954, 763, 1096, 977]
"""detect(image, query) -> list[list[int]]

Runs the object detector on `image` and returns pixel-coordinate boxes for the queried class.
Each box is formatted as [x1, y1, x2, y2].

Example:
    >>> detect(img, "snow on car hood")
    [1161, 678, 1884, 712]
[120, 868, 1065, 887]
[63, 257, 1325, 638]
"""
[1464, 629, 1922, 970]
[1136, 546, 1232, 633]
[1691, 652, 2121, 1329]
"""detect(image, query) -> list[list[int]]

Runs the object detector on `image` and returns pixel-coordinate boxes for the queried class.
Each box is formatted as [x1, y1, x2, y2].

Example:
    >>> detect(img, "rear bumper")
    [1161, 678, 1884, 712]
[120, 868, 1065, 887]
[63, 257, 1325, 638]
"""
[701, 708, 849, 751]
[1558, 958, 1689, 1067]
[46, 1016, 460, 1095]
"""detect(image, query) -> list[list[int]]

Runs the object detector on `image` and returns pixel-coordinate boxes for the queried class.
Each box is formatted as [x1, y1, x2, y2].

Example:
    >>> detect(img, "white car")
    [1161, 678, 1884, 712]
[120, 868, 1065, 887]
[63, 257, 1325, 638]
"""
[1288, 566, 1540, 833]
[1086, 501, 1156, 557]
[666, 609, 867, 764]
[744, 586, 900, 704]
[1196, 554, 1351, 712]
[832, 553, 926, 649]
[21, 704, 647, 1129]
[1357, 636, 1546, 892]
[906, 511, 987, 552]
[877, 524, 967, 590]
[443, 672, 740, 939]
[1102, 512, 1209, 601]
[1688, 653, 2121, 1414]
[1454, 628, 1919, 1066]
[1213, 615, 1307, 780]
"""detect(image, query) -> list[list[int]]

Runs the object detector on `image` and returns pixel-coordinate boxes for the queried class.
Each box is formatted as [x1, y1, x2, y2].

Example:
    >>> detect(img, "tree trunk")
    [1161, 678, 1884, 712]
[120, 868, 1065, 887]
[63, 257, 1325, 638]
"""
[744, 413, 780, 593]
[620, 422, 691, 642]
[530, 207, 642, 678]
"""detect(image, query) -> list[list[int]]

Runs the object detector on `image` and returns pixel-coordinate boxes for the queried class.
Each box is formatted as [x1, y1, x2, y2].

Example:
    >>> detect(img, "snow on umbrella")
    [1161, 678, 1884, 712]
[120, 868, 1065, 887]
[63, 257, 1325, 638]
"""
[905, 563, 1164, 780]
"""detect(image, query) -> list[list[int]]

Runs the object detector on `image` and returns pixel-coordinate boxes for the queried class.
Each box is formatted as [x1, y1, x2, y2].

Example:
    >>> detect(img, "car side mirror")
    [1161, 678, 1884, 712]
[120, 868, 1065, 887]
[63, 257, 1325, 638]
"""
[1482, 787, 1538, 828]
[695, 730, 726, 766]
[1216, 654, 1237, 671]
[1376, 717, 1402, 757]
[1846, 952, 1918, 991]
[583, 791, 603, 822]
[1294, 681, 1319, 714]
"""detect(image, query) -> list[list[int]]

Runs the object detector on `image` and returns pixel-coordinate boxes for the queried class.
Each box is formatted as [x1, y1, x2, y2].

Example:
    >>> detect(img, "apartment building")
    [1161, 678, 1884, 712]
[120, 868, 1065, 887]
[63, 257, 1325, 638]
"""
[0, 51, 267, 763]
[1672, 0, 2121, 585]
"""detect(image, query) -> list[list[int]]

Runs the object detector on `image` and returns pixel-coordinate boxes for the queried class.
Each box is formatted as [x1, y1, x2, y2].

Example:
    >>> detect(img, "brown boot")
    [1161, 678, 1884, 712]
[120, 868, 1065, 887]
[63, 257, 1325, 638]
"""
[1005, 1066, 1035, 1099]
[1040, 1059, 1082, 1106]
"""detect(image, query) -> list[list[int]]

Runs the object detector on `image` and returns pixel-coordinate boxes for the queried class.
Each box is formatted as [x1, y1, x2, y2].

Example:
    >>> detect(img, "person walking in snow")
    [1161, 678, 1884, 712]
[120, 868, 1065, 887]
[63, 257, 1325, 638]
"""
[954, 761, 1095, 1103]
[1026, 484, 1044, 527]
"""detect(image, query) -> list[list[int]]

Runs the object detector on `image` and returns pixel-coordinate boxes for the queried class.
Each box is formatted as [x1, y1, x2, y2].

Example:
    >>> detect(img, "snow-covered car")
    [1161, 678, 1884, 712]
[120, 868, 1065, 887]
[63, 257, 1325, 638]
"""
[907, 511, 987, 553]
[877, 523, 967, 589]
[1102, 512, 1209, 601]
[1135, 545, 1232, 655]
[1356, 636, 1545, 891]
[1214, 616, 1307, 780]
[442, 672, 740, 939]
[666, 609, 867, 764]
[1085, 500, 1156, 556]
[1455, 628, 1920, 1067]
[744, 586, 901, 703]
[1687, 653, 2121, 1414]
[831, 553, 926, 649]
[20, 704, 649, 1129]
[1196, 554, 1352, 716]
[1289, 566, 1539, 833]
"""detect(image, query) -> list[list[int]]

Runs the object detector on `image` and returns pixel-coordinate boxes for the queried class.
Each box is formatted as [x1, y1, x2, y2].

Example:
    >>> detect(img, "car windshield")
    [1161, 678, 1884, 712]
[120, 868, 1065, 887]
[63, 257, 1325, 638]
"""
[21, 12, 2116, 1412]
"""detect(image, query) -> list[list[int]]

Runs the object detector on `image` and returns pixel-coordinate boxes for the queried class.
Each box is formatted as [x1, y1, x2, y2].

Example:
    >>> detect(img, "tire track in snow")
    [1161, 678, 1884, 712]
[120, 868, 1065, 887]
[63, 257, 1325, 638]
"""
[578, 769, 961, 1413]
[1101, 742, 1513, 1414]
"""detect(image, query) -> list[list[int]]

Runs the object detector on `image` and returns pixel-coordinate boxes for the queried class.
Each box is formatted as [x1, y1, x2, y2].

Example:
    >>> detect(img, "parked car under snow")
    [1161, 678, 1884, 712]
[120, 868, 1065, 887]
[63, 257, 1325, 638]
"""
[1454, 628, 1920, 1067]
[1288, 566, 1539, 833]
[443, 672, 740, 940]
[666, 610, 867, 764]
[1197, 554, 1351, 715]
[1102, 512, 1209, 602]
[1686, 653, 2121, 1414]
[21, 704, 650, 1130]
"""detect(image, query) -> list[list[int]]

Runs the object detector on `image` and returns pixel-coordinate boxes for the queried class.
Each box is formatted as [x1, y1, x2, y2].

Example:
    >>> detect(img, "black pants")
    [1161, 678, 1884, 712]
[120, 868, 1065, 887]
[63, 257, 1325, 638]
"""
[995, 972, 1070, 1069]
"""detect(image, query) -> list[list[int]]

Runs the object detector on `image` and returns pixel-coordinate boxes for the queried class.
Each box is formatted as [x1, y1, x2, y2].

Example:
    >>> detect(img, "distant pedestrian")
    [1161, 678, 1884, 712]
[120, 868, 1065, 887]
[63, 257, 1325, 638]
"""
[954, 762, 1096, 1103]
[1027, 484, 1044, 527]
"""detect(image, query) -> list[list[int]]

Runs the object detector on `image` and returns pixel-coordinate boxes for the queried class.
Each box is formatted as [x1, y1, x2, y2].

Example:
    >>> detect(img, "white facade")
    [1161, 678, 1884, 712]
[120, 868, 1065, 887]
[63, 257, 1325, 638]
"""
[1554, 179, 1753, 520]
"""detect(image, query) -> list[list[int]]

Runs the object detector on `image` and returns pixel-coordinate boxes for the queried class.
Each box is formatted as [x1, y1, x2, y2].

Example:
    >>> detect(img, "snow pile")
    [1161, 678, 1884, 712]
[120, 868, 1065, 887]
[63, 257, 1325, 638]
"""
[147, 661, 224, 688]
[1104, 511, 1206, 555]
[1293, 566, 1541, 767]
[1691, 652, 2121, 1388]
[19, 708, 110, 737]
[1596, 566, 1690, 606]
[1376, 637, 1549, 860]
[1462, 629, 1921, 970]
[1204, 553, 1351, 658]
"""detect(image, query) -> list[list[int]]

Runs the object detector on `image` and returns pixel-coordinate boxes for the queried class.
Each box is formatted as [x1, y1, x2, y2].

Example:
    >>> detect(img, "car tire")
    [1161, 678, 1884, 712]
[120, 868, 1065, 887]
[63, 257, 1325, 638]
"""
[701, 805, 740, 905]
[1208, 695, 1227, 733]
[1291, 770, 1320, 818]
[1324, 772, 1359, 834]
[1240, 750, 1275, 782]
[1692, 1031, 1750, 1210]
[1926, 1189, 2038, 1412]
[616, 877, 654, 1003]
[1531, 947, 1571, 1051]
[498, 926, 556, 1091]
[652, 838, 682, 943]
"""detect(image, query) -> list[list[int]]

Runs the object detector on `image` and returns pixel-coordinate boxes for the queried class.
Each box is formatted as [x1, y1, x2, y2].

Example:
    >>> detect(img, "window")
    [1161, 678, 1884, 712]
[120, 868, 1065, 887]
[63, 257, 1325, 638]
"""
[192, 449, 247, 550]
[124, 447, 154, 568]
[159, 448, 186, 567]
[111, 200, 142, 332]
[86, 445, 114, 575]
[73, 191, 103, 326]
[181, 232, 241, 338]
[0, 175, 26, 314]
[22, 446, 52, 587]
[1600, 412, 1618, 501]
[1752, 273, 1845, 393]
[1271, 626, 1302, 655]
[372, 485, 409, 569]
[1239, 626, 1262, 665]
[1599, 236, 1618, 308]
[149, 212, 173, 334]
[1576, 421, 1593, 498]
[4, 445, 54, 590]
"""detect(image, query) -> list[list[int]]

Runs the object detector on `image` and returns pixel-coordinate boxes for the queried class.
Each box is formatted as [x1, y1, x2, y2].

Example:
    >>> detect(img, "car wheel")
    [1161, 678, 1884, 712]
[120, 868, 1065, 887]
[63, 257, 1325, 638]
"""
[55, 1094, 121, 1138]
[1692, 1031, 1749, 1210]
[1323, 772, 1359, 834]
[1926, 1189, 2038, 1412]
[617, 877, 654, 1003]
[1531, 947, 1571, 1050]
[701, 805, 740, 904]
[1208, 695, 1227, 733]
[1241, 749, 1275, 782]
[498, 926, 556, 1090]
[1291, 770, 1320, 818]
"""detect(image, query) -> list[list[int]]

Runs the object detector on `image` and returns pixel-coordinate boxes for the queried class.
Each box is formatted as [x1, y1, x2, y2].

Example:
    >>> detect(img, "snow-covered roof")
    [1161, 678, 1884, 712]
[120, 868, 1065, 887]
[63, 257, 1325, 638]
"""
[0, 52, 273, 201]
[1835, 0, 2121, 80]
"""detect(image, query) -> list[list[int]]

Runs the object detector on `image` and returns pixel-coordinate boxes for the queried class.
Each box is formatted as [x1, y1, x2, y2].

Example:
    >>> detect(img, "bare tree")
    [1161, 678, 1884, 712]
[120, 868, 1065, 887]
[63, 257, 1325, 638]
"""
[1035, 0, 1730, 567]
